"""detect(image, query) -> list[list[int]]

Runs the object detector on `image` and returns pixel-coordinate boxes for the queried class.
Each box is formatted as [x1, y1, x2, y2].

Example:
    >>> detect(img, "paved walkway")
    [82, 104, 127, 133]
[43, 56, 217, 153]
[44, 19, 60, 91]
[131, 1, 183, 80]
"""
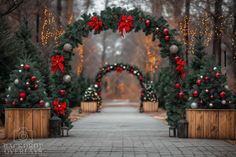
[1, 103, 236, 157]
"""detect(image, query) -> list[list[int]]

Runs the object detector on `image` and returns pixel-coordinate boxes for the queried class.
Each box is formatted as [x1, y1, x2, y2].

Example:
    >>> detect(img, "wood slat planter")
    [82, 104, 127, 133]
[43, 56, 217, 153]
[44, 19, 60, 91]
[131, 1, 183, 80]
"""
[143, 101, 158, 112]
[186, 109, 236, 139]
[81, 102, 97, 112]
[5, 108, 50, 139]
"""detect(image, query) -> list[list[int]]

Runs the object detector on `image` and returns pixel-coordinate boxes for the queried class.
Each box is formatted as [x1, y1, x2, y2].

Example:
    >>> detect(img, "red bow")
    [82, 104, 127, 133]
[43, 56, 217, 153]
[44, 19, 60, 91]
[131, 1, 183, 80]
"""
[53, 100, 67, 115]
[118, 15, 133, 36]
[87, 16, 102, 33]
[51, 55, 65, 73]
[175, 56, 186, 79]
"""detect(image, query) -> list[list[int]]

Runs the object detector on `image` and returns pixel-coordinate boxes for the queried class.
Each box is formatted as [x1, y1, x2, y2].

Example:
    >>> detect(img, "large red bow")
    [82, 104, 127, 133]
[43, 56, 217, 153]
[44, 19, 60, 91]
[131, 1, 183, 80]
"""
[87, 16, 102, 33]
[53, 100, 67, 115]
[118, 15, 133, 37]
[51, 55, 65, 73]
[175, 56, 186, 79]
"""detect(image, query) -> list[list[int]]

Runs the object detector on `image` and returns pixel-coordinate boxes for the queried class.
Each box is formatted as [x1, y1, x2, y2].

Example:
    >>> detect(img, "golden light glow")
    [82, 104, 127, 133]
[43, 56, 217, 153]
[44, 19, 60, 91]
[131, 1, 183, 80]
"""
[40, 7, 64, 46]
[75, 46, 84, 75]
[179, 14, 213, 54]
[144, 36, 161, 73]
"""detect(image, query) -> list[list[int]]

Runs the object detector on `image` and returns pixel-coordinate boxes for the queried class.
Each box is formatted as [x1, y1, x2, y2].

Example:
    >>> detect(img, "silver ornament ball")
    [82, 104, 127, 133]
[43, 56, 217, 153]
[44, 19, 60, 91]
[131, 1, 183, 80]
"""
[221, 100, 226, 104]
[224, 85, 229, 89]
[209, 103, 213, 107]
[63, 43, 73, 52]
[213, 67, 217, 71]
[63, 74, 71, 83]
[14, 79, 19, 85]
[191, 102, 198, 109]
[169, 45, 179, 54]
[45, 102, 50, 107]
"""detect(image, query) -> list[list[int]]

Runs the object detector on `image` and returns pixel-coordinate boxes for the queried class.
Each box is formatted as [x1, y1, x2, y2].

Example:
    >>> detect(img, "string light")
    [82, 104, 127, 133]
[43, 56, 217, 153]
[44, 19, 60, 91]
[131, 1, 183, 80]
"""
[144, 36, 161, 73]
[75, 46, 84, 75]
[179, 14, 213, 54]
[40, 7, 64, 46]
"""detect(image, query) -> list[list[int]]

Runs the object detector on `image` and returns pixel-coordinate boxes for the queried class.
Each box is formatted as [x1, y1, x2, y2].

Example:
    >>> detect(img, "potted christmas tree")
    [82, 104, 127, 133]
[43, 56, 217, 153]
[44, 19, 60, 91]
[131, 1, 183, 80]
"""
[4, 57, 50, 139]
[81, 85, 101, 112]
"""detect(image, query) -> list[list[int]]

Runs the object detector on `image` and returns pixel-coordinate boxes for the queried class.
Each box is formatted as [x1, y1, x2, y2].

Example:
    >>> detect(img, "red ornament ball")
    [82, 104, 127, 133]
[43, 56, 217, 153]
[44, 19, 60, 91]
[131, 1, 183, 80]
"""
[23, 64, 30, 70]
[163, 28, 169, 35]
[219, 91, 226, 98]
[19, 91, 26, 98]
[141, 93, 144, 96]
[60, 89, 65, 96]
[215, 72, 221, 79]
[196, 79, 201, 86]
[192, 90, 199, 97]
[139, 76, 143, 81]
[175, 83, 181, 89]
[145, 19, 151, 27]
[31, 75, 37, 82]
[12, 101, 16, 106]
[39, 100, 45, 107]
[165, 35, 170, 41]
[210, 95, 214, 99]
[178, 91, 184, 98]
[204, 76, 209, 81]
[116, 66, 123, 73]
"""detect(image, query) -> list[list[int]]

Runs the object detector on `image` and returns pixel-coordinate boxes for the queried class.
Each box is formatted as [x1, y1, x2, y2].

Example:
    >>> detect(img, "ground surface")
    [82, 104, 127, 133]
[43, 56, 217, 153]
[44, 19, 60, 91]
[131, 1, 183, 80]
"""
[0, 101, 236, 157]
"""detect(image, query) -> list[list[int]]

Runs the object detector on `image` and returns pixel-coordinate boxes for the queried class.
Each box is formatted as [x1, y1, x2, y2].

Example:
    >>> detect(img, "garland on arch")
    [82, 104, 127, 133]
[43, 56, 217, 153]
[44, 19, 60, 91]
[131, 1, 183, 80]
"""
[50, 7, 185, 127]
[82, 63, 157, 104]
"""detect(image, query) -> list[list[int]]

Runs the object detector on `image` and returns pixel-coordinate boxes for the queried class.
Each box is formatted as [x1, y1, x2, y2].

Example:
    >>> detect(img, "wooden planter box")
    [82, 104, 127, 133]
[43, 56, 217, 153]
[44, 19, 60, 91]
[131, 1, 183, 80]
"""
[186, 109, 236, 139]
[143, 101, 159, 112]
[5, 108, 50, 139]
[81, 102, 97, 112]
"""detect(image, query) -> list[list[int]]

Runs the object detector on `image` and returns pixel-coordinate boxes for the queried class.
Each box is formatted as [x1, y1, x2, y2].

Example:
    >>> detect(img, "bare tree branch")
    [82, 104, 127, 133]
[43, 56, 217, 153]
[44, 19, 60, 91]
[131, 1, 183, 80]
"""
[0, 0, 24, 17]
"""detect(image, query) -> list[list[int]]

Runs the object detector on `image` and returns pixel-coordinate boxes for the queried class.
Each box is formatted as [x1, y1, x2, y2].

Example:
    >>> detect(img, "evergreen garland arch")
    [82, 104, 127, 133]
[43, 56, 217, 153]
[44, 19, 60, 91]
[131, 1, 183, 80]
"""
[82, 63, 158, 111]
[50, 7, 186, 127]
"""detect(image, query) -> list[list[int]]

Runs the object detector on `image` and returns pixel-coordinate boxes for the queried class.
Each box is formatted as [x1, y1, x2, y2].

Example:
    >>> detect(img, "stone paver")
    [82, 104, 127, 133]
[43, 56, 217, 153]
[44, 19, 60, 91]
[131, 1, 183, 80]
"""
[1, 102, 236, 157]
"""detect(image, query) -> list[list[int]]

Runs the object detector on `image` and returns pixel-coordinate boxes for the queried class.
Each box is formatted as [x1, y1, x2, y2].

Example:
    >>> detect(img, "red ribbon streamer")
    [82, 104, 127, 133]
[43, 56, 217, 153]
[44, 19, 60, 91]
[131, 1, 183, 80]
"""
[51, 55, 65, 73]
[118, 15, 133, 37]
[53, 100, 67, 115]
[87, 16, 102, 33]
[175, 56, 186, 79]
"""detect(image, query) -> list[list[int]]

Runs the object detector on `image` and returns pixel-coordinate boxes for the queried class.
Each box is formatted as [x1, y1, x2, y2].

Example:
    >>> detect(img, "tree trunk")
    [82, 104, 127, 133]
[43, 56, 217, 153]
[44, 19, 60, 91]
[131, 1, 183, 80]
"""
[184, 0, 190, 66]
[213, 0, 223, 66]
[101, 0, 109, 66]
[36, 0, 40, 43]
[66, 0, 73, 24]
[232, 0, 236, 77]
[57, 0, 62, 27]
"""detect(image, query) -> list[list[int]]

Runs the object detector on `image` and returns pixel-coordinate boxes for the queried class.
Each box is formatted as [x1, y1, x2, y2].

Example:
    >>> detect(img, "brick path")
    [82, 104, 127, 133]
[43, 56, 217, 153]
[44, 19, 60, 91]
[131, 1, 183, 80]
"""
[1, 102, 236, 157]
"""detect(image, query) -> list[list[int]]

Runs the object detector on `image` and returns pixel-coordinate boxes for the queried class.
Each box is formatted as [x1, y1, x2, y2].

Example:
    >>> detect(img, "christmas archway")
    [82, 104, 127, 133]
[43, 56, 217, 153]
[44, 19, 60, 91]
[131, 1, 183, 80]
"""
[50, 7, 186, 127]
[82, 63, 157, 111]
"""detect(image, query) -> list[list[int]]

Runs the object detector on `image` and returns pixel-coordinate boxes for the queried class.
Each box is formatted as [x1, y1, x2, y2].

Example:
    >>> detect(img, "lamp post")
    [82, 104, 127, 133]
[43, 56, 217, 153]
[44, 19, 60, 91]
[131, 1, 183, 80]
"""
[221, 43, 227, 75]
